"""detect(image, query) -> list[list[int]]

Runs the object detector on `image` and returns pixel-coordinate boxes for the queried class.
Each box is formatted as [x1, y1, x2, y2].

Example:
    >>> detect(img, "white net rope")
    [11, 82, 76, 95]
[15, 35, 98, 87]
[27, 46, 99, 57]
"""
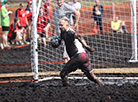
[31, 0, 138, 80]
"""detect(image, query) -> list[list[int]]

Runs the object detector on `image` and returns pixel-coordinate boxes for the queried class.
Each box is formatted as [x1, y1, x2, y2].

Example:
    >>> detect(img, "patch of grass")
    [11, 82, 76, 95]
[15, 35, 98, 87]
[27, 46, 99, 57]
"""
[9, 0, 130, 8]
[9, 3, 27, 7]
[80, 0, 130, 7]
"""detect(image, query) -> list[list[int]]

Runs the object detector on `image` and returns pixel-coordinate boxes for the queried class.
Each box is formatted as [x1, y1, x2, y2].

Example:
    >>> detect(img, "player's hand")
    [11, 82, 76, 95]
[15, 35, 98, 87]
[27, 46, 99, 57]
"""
[86, 46, 95, 52]
[8, 11, 12, 14]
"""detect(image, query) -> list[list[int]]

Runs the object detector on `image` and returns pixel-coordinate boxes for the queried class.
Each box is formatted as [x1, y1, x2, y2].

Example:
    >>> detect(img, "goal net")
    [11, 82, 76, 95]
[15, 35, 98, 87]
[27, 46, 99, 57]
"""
[31, 0, 138, 83]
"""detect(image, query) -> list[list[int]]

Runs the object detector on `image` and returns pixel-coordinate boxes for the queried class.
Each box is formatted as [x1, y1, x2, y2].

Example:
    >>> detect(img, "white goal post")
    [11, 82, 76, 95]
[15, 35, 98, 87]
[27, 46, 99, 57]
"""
[32, 0, 138, 82]
[129, 0, 138, 62]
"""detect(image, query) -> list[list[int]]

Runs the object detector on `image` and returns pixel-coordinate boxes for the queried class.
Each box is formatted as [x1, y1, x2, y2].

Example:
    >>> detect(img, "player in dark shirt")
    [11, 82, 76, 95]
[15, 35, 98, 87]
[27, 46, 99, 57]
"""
[58, 18, 103, 86]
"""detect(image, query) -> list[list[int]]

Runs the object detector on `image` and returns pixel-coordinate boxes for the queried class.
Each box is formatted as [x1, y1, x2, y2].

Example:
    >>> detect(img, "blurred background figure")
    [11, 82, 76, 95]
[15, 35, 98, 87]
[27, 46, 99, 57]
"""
[92, 0, 103, 34]
[111, 16, 128, 34]
[15, 3, 29, 45]
[1, 1, 12, 49]
[43, 0, 52, 19]
[69, 0, 81, 29]
[37, 7, 50, 47]
[52, 0, 80, 35]
[8, 17, 23, 45]
[25, 0, 33, 42]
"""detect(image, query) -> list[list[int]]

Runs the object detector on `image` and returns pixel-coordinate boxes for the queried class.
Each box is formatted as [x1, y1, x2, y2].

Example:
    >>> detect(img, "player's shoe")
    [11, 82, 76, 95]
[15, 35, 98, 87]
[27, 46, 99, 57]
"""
[14, 41, 19, 45]
[18, 41, 24, 45]
[24, 41, 30, 44]
[0, 43, 4, 49]
[62, 81, 70, 86]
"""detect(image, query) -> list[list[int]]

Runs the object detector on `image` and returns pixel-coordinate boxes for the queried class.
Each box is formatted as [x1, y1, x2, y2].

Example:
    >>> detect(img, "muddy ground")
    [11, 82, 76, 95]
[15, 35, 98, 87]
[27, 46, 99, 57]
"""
[0, 42, 138, 102]
[0, 80, 138, 102]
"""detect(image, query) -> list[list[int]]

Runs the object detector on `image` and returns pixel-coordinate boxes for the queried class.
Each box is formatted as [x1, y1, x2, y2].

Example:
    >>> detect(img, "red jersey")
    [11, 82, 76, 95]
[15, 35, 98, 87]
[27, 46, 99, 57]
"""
[16, 8, 27, 27]
[37, 15, 48, 33]
[43, 2, 52, 19]
[8, 23, 19, 38]
[26, 12, 32, 22]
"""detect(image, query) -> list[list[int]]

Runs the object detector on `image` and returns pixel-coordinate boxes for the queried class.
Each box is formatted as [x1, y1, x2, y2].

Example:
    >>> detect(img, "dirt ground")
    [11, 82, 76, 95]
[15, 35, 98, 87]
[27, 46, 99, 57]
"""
[0, 79, 138, 102]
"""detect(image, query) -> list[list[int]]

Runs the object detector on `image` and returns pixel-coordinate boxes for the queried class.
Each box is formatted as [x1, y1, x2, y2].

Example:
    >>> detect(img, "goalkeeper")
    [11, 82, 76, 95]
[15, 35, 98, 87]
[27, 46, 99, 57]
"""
[56, 18, 103, 86]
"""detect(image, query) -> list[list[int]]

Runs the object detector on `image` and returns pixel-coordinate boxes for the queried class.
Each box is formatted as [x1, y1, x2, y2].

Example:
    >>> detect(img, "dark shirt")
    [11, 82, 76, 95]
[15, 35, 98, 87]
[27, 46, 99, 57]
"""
[61, 30, 78, 58]
[92, 5, 103, 18]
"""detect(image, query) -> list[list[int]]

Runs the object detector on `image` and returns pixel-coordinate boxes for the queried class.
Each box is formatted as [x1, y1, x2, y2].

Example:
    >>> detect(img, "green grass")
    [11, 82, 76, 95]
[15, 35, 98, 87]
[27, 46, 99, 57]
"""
[79, 0, 130, 7]
[9, 3, 27, 7]
[9, 0, 130, 8]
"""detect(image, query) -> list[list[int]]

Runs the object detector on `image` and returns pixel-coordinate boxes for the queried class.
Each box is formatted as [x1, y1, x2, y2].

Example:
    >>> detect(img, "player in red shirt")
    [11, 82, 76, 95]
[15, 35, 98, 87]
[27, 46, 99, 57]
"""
[15, 3, 29, 44]
[37, 7, 50, 47]
[25, 0, 33, 42]
[8, 17, 23, 45]
[43, 0, 52, 19]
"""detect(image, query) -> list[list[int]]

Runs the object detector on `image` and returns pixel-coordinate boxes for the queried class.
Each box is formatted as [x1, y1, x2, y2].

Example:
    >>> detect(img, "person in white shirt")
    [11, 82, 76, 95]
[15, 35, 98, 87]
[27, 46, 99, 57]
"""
[70, 0, 81, 13]
[69, 0, 81, 30]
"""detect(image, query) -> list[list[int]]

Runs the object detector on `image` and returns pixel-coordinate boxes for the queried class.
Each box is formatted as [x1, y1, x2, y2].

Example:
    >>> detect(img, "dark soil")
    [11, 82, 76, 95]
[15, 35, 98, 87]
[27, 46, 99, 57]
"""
[0, 81, 138, 102]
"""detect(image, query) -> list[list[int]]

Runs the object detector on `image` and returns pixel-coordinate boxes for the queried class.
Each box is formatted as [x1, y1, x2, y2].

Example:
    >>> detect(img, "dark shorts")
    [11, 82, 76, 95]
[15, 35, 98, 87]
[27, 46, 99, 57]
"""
[10, 32, 17, 40]
[22, 25, 28, 29]
[2, 26, 9, 32]
[94, 15, 103, 26]
[62, 52, 92, 74]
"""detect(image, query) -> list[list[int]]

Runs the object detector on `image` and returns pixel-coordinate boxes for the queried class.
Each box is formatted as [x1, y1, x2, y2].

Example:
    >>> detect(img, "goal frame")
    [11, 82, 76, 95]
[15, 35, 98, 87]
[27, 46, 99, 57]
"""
[32, 0, 138, 82]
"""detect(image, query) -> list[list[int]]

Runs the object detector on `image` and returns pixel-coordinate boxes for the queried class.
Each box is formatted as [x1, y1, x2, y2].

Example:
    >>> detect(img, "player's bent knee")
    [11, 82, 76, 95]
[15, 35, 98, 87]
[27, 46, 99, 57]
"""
[60, 70, 67, 78]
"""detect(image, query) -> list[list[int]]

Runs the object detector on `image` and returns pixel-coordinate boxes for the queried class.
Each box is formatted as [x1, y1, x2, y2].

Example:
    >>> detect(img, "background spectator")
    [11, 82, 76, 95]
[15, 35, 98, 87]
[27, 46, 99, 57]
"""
[37, 7, 50, 47]
[15, 3, 29, 44]
[25, 0, 33, 42]
[43, 0, 52, 19]
[1, 0, 7, 7]
[52, 0, 80, 35]
[111, 16, 128, 34]
[69, 0, 81, 30]
[8, 17, 23, 45]
[1, 1, 12, 49]
[92, 0, 103, 34]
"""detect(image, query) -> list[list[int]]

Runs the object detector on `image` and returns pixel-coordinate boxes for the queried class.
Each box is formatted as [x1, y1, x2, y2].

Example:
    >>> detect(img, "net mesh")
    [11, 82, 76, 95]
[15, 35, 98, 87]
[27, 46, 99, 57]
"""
[31, 0, 138, 81]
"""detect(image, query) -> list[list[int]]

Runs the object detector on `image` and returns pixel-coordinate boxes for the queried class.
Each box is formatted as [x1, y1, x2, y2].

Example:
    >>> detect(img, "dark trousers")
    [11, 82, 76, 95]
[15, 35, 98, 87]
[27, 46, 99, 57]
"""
[60, 52, 92, 82]
[94, 15, 103, 34]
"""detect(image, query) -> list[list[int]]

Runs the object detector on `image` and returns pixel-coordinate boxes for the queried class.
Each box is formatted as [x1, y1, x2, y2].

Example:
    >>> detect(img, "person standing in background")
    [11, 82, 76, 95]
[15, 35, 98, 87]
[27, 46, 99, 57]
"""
[92, 0, 103, 34]
[37, 7, 50, 47]
[15, 3, 29, 44]
[1, 0, 7, 7]
[25, 0, 33, 42]
[1, 1, 12, 49]
[69, 0, 81, 30]
[43, 0, 52, 19]
[0, 0, 7, 28]
[52, 0, 80, 35]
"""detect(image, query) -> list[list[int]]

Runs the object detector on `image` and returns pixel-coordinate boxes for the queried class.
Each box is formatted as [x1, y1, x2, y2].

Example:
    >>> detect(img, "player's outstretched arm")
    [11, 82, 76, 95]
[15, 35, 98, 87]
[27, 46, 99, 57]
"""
[75, 34, 95, 52]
